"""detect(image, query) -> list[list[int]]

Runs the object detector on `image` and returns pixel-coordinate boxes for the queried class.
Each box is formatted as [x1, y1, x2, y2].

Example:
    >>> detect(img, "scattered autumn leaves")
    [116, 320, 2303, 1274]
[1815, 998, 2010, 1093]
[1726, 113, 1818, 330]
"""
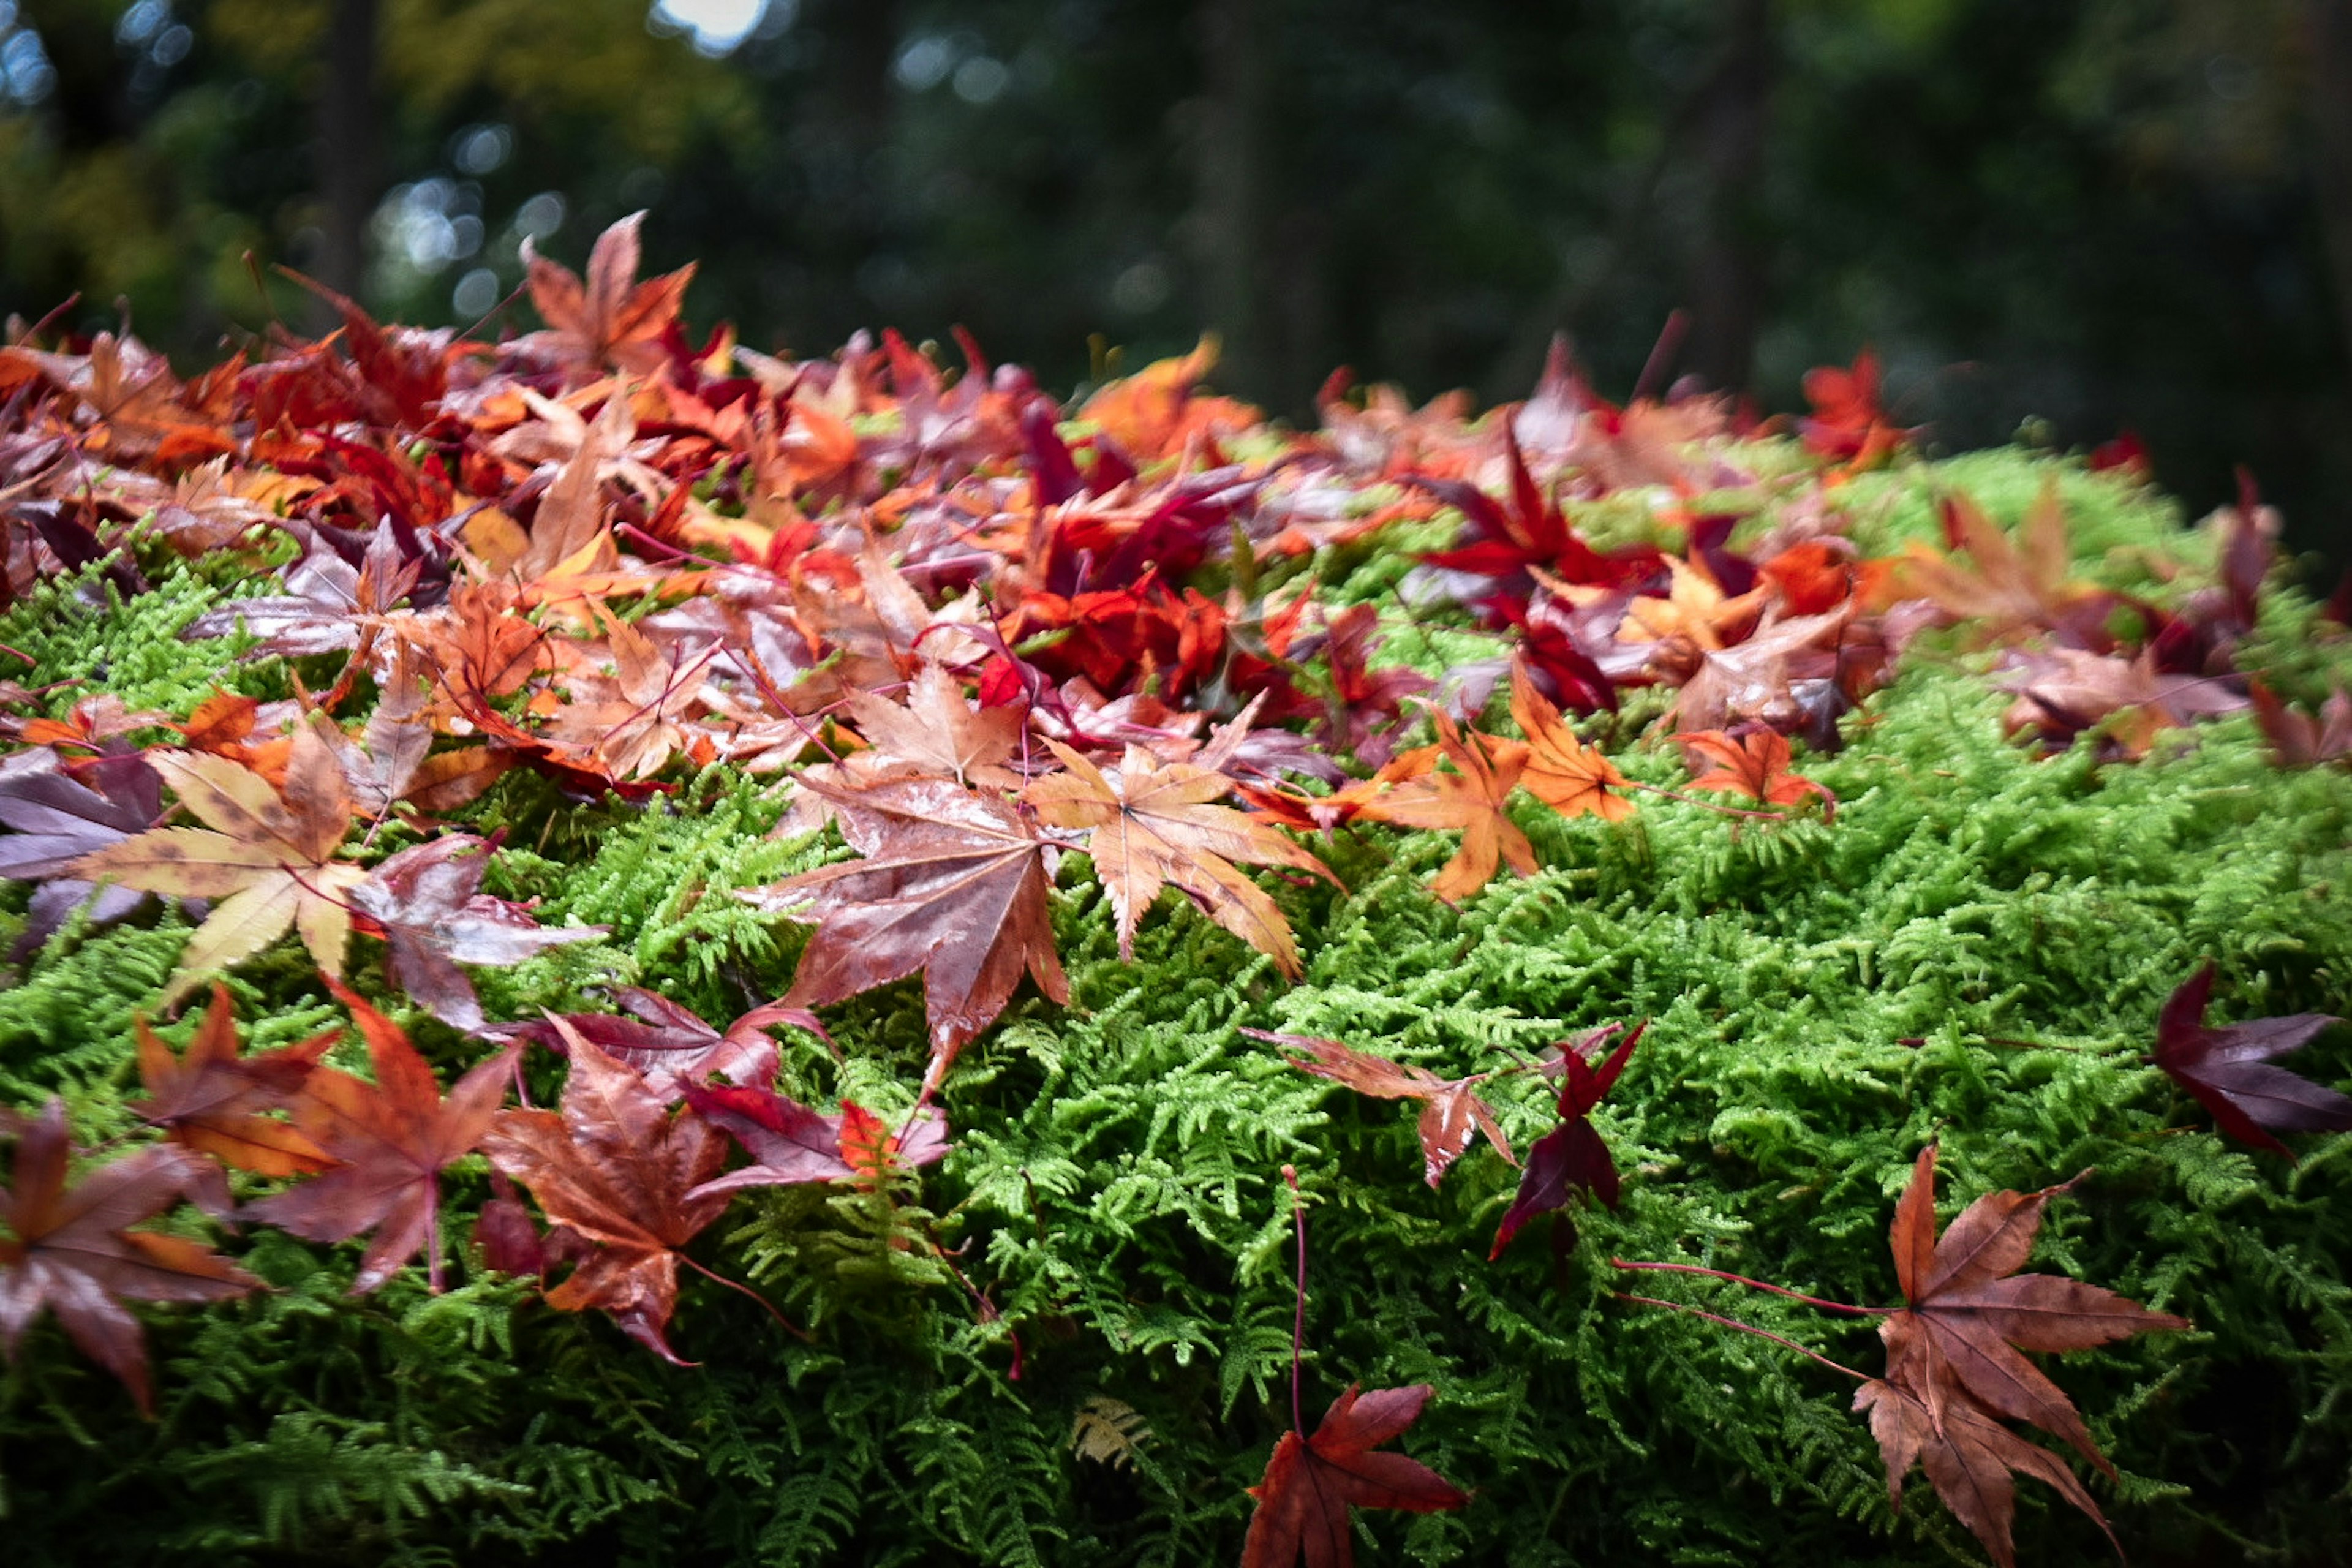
[1, 213, 2344, 1564]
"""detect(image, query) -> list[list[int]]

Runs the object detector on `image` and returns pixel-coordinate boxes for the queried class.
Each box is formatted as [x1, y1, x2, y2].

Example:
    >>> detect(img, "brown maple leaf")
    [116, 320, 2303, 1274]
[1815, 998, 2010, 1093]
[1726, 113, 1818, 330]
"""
[1261, 1025, 1514, 1185]
[1665, 605, 1853, 734]
[1348, 712, 1532, 905]
[1026, 739, 1333, 975]
[1880, 1145, 2188, 1477]
[1996, 647, 2246, 759]
[519, 211, 696, 380]
[1853, 1374, 2117, 1568]
[1, 1098, 260, 1414]
[532, 603, 720, 783]
[70, 724, 366, 1005]
[1892, 483, 2105, 644]
[243, 978, 516, 1294]
[747, 773, 1066, 1088]
[133, 982, 336, 1186]
[480, 1024, 732, 1363]
[1243, 1028, 1513, 1187]
[1239, 1383, 1469, 1568]
[841, 659, 1025, 790]
[1510, 662, 1636, 822]
[1677, 728, 1835, 813]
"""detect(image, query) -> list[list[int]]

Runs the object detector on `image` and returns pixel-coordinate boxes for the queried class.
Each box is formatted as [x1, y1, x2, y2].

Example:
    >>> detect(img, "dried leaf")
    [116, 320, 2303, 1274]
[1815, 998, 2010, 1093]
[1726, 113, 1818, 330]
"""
[481, 1024, 731, 1362]
[0, 1099, 258, 1414]
[1027, 738, 1331, 975]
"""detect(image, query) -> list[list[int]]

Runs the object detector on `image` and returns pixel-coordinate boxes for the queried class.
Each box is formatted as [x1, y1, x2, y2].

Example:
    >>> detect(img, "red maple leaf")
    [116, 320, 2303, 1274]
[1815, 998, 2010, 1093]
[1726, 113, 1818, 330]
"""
[242, 978, 516, 1293]
[1240, 1383, 1469, 1568]
[1491, 1023, 1643, 1258]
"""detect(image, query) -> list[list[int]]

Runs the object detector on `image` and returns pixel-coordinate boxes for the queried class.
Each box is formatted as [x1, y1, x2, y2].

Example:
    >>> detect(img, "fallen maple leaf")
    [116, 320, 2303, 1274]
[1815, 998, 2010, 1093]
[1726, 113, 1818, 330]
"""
[1026, 738, 1332, 976]
[747, 773, 1067, 1090]
[480, 1023, 732, 1362]
[349, 835, 606, 1033]
[2248, 680, 2352, 769]
[132, 982, 335, 1185]
[1510, 662, 1635, 823]
[1618, 1145, 2185, 1568]
[681, 1082, 856, 1197]
[1677, 728, 1835, 813]
[0, 748, 167, 952]
[1243, 1028, 1514, 1187]
[243, 978, 516, 1293]
[834, 1099, 951, 1189]
[1894, 484, 2105, 645]
[1880, 1145, 2188, 1476]
[519, 211, 696, 380]
[510, 987, 826, 1101]
[0, 1098, 260, 1414]
[2150, 962, 2351, 1157]
[69, 725, 366, 1004]
[1240, 1383, 1469, 1568]
[840, 659, 1025, 790]
[1800, 349, 1908, 467]
[1996, 646, 2247, 758]
[1348, 713, 1532, 905]
[1853, 1374, 2117, 1568]
[1491, 1022, 1643, 1258]
[1244, 1164, 1471, 1566]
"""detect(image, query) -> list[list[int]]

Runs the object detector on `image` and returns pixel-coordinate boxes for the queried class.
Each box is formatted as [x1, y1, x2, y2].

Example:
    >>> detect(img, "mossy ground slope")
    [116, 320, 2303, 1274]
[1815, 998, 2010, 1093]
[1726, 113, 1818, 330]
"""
[2, 446, 2349, 1567]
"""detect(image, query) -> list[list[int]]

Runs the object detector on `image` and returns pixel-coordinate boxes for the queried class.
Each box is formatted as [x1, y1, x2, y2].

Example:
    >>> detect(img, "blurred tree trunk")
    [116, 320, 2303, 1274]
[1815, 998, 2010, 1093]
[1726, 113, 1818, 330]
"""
[32, 4, 132, 154]
[1685, 0, 1773, 393]
[2310, 1, 2352, 378]
[314, 0, 379, 300]
[1191, 0, 1270, 398]
[796, 0, 899, 318]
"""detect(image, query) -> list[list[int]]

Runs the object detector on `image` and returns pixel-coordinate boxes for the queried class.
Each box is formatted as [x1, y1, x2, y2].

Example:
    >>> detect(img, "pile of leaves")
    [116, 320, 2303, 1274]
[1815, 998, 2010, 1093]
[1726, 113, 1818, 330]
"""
[1, 217, 2349, 1566]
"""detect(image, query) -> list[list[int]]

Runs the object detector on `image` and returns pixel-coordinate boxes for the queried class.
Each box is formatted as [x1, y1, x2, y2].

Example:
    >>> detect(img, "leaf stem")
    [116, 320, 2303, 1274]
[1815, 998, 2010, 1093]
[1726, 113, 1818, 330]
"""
[1608, 1257, 1891, 1316]
[1284, 1164, 1306, 1437]
[1614, 1293, 1871, 1382]
[680, 1254, 812, 1341]
[1623, 779, 1786, 821]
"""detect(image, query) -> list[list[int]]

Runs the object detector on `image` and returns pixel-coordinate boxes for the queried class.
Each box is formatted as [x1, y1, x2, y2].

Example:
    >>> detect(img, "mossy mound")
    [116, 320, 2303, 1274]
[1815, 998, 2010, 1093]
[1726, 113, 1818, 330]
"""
[0, 333, 2346, 1566]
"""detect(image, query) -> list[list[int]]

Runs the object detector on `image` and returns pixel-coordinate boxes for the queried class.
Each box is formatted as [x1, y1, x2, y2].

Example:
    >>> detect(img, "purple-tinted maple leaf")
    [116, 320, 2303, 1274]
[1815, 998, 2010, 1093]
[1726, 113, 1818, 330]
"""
[680, 1082, 856, 1197]
[181, 518, 435, 656]
[0, 749, 167, 952]
[502, 987, 827, 1101]
[2152, 962, 2351, 1157]
[1491, 1022, 1644, 1259]
[349, 835, 606, 1032]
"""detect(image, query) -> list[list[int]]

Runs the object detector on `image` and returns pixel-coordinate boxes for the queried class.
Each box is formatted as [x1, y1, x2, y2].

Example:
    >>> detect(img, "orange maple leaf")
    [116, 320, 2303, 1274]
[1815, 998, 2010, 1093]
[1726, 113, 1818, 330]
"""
[1678, 729, 1834, 813]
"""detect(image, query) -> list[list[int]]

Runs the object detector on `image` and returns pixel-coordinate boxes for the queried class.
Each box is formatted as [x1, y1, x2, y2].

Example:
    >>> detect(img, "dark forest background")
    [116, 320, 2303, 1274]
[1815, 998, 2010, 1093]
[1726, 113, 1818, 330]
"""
[4, 0, 2351, 563]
